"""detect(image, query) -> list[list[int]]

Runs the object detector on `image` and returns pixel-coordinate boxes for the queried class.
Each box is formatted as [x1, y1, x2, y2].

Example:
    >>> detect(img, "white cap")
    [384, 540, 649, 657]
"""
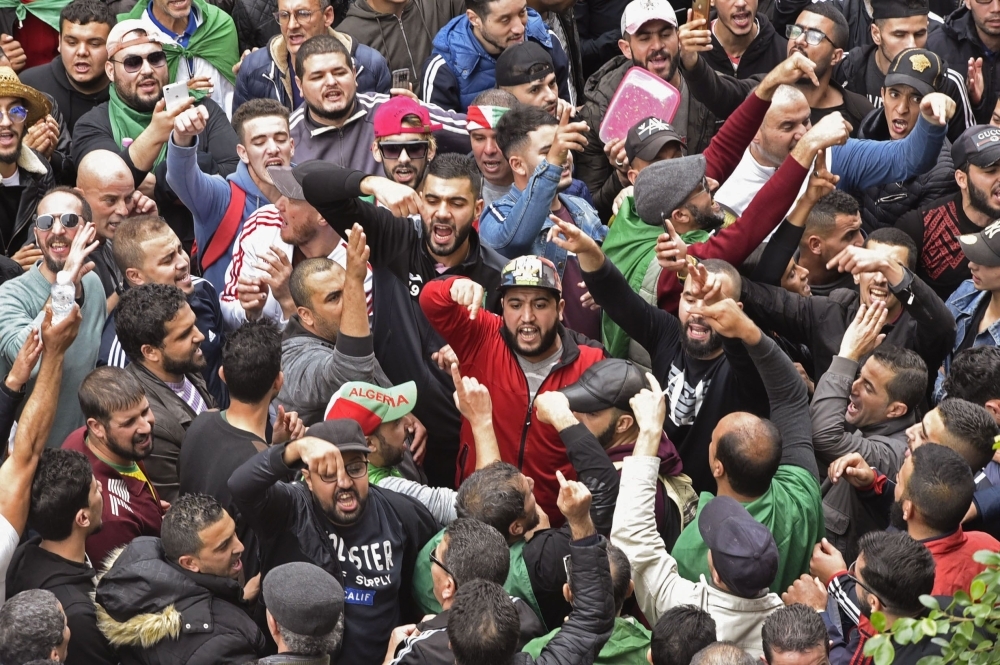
[106, 20, 166, 58]
[621, 0, 678, 35]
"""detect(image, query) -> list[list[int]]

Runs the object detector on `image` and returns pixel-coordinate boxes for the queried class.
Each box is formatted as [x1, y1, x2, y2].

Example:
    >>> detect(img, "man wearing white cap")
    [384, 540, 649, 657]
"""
[72, 20, 240, 251]
[576, 0, 717, 221]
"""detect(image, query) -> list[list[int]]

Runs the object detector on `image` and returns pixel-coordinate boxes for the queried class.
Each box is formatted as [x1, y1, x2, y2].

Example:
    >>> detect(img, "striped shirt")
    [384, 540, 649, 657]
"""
[165, 377, 208, 416]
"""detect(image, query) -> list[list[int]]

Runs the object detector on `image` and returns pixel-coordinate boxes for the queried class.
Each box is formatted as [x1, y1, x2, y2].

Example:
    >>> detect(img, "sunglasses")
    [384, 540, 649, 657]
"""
[318, 460, 368, 482]
[112, 50, 167, 73]
[378, 141, 429, 160]
[430, 550, 458, 587]
[35, 213, 80, 231]
[0, 106, 28, 124]
[785, 24, 835, 46]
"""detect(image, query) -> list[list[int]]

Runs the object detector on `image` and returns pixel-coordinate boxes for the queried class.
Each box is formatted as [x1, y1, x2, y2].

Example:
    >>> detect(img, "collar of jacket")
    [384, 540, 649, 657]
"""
[943, 5, 983, 45]
[16, 144, 48, 175]
[858, 104, 890, 141]
[267, 28, 356, 102]
[860, 409, 914, 441]
[257, 655, 331, 665]
[584, 55, 630, 106]
[130, 360, 209, 401]
[282, 313, 334, 346]
[303, 102, 366, 136]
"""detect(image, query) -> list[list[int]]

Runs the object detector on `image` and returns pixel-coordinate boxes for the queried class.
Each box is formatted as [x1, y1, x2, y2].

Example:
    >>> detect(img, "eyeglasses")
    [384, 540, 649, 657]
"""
[273, 9, 319, 23]
[785, 24, 835, 46]
[0, 106, 28, 124]
[318, 460, 368, 482]
[848, 560, 885, 607]
[111, 51, 167, 73]
[430, 550, 457, 587]
[35, 213, 80, 231]
[378, 141, 429, 160]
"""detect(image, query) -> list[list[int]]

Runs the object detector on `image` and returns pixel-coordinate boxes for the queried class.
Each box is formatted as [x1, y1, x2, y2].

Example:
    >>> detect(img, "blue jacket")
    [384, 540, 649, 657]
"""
[479, 159, 607, 274]
[934, 279, 1000, 401]
[165, 135, 272, 293]
[234, 31, 391, 113]
[830, 115, 947, 192]
[420, 9, 569, 112]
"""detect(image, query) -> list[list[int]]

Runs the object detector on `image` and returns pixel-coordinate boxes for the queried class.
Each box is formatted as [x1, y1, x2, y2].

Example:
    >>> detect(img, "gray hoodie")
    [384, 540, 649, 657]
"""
[276, 317, 390, 426]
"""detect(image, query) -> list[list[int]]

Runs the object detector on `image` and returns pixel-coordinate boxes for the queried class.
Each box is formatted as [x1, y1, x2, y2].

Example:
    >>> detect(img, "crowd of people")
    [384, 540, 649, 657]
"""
[0, 0, 999, 662]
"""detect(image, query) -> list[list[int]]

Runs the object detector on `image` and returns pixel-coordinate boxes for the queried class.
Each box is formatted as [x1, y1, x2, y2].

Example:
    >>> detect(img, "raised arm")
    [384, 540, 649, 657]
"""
[418, 276, 501, 360]
[691, 298, 819, 477]
[0, 306, 80, 535]
[449, 363, 502, 470]
[832, 94, 953, 193]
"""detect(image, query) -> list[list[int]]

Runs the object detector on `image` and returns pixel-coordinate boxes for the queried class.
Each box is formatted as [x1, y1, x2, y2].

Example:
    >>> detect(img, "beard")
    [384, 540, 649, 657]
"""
[501, 320, 560, 360]
[596, 416, 619, 449]
[0, 125, 23, 164]
[967, 179, 1000, 219]
[307, 96, 355, 123]
[118, 75, 161, 113]
[635, 50, 678, 83]
[374, 430, 405, 468]
[680, 319, 723, 359]
[423, 218, 473, 257]
[890, 500, 908, 531]
[522, 503, 540, 532]
[105, 429, 153, 462]
[162, 351, 206, 377]
[320, 488, 368, 526]
[687, 204, 725, 233]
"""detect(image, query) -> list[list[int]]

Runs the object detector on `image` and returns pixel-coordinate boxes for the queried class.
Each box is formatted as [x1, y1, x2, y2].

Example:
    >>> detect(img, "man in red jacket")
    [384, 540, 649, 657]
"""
[419, 255, 605, 523]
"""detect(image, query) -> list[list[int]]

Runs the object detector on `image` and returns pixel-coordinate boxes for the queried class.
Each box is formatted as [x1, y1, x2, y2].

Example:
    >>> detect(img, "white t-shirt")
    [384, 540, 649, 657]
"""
[0, 513, 20, 610]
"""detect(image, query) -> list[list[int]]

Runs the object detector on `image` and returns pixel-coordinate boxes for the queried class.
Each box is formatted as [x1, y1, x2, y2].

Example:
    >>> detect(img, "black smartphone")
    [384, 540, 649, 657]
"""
[392, 68, 411, 90]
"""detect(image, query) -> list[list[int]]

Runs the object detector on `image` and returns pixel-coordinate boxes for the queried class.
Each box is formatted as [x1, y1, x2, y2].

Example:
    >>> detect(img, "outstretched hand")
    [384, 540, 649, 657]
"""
[547, 215, 604, 272]
[449, 278, 484, 320]
[838, 301, 887, 361]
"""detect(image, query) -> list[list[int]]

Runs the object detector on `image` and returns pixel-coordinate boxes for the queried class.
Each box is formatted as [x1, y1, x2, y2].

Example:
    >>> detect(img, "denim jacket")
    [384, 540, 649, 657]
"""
[479, 159, 608, 275]
[935, 279, 1000, 401]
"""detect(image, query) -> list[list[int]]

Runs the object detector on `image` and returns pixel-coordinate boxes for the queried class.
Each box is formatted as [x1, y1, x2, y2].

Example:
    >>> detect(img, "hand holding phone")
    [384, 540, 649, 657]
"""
[391, 68, 411, 91]
[691, 0, 711, 23]
[163, 82, 189, 113]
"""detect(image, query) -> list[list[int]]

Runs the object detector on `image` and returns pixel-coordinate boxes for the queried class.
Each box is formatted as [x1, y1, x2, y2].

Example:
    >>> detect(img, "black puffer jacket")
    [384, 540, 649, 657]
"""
[576, 56, 717, 221]
[702, 13, 788, 80]
[855, 106, 958, 231]
[928, 5, 1000, 125]
[94, 537, 267, 665]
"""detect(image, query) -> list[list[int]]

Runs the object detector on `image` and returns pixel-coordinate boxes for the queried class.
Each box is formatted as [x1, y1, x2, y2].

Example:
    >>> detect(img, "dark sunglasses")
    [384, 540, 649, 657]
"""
[112, 51, 167, 73]
[378, 141, 429, 160]
[785, 24, 835, 46]
[430, 550, 457, 587]
[35, 213, 80, 231]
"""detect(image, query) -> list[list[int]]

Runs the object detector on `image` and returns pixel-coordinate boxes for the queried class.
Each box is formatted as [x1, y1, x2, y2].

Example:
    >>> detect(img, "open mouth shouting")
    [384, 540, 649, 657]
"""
[888, 117, 910, 137]
[867, 285, 890, 304]
[517, 324, 541, 346]
[336, 489, 359, 514]
[393, 165, 417, 185]
[431, 222, 455, 246]
[686, 320, 711, 342]
[479, 155, 505, 176]
[730, 10, 752, 31]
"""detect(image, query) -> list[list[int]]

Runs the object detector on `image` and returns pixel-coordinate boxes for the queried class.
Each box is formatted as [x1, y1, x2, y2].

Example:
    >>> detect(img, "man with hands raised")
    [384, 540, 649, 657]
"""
[0, 187, 104, 449]
[547, 216, 769, 495]
[611, 372, 784, 658]
[739, 226, 955, 390]
[228, 419, 439, 665]
[658, 296, 823, 594]
[811, 302, 928, 560]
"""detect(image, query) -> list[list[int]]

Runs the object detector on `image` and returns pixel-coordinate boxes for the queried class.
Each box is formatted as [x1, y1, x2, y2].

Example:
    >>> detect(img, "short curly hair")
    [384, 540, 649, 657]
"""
[115, 283, 189, 362]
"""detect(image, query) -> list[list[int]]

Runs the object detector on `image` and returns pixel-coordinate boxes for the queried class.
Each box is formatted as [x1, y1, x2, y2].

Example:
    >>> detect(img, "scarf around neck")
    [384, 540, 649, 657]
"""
[121, 0, 239, 85]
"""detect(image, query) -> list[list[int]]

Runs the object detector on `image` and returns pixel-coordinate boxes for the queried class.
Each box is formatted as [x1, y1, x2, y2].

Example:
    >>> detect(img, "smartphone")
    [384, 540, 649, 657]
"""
[391, 68, 411, 90]
[661, 212, 671, 235]
[691, 0, 711, 24]
[163, 82, 189, 112]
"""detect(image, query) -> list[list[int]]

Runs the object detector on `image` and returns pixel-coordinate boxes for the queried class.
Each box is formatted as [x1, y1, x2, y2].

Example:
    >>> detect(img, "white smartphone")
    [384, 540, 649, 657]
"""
[163, 82, 189, 112]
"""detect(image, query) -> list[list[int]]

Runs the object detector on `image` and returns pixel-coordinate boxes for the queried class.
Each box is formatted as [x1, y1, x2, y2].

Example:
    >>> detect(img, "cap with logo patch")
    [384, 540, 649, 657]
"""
[959, 219, 1000, 268]
[324, 380, 418, 435]
[621, 0, 678, 35]
[953, 125, 1000, 170]
[499, 255, 562, 295]
[625, 116, 684, 163]
[883, 48, 942, 97]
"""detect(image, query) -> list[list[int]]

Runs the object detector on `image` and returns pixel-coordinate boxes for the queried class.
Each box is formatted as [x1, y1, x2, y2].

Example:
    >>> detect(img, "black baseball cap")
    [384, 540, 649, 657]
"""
[306, 419, 370, 456]
[698, 496, 779, 598]
[496, 42, 554, 87]
[559, 359, 649, 413]
[959, 219, 1000, 268]
[953, 125, 1000, 169]
[625, 116, 685, 164]
[883, 48, 942, 97]
[871, 0, 928, 19]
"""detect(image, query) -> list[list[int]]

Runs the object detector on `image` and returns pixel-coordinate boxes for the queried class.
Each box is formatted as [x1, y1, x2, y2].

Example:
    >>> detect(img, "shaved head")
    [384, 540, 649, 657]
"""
[76, 150, 137, 242]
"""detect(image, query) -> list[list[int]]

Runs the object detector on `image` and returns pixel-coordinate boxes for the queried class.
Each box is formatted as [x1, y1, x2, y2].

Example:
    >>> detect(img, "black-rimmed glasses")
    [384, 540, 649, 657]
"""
[848, 559, 885, 606]
[318, 460, 368, 482]
[430, 550, 457, 587]
[111, 51, 167, 73]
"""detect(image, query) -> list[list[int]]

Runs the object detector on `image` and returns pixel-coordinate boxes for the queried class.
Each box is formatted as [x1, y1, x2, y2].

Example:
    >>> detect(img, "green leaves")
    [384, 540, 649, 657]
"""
[865, 634, 896, 665]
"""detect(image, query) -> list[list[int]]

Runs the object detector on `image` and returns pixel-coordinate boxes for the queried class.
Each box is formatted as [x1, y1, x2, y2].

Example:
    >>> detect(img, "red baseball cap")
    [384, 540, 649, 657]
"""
[373, 97, 442, 139]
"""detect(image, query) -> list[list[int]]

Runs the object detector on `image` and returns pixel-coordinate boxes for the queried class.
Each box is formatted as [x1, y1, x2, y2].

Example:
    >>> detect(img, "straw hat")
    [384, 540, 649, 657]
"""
[0, 67, 52, 127]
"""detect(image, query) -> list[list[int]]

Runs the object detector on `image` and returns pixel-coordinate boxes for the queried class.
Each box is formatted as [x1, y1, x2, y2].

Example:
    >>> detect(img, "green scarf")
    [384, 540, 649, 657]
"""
[121, 0, 239, 85]
[601, 196, 664, 358]
[0, 0, 69, 31]
[681, 228, 710, 244]
[108, 86, 168, 169]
